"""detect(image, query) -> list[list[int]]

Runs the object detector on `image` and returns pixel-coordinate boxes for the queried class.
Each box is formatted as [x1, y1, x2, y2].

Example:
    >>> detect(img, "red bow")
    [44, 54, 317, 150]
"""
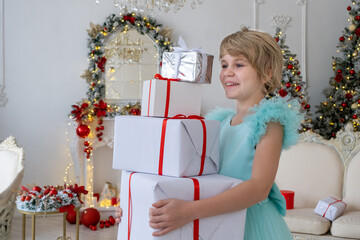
[94, 100, 107, 118]
[97, 57, 107, 72]
[58, 204, 75, 213]
[71, 103, 89, 121]
[68, 184, 89, 204]
[123, 15, 136, 24]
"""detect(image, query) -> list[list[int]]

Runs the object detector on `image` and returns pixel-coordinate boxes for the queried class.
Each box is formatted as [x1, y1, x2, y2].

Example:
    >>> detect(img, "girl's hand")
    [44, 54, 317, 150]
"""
[149, 199, 193, 236]
[115, 199, 122, 223]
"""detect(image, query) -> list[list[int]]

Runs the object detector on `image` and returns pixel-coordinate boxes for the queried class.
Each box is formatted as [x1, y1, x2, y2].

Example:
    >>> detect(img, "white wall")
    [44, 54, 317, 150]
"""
[0, 0, 349, 192]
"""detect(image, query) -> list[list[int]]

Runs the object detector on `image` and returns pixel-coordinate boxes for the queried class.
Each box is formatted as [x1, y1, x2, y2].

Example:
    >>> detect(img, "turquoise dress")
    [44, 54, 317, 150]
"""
[205, 96, 303, 240]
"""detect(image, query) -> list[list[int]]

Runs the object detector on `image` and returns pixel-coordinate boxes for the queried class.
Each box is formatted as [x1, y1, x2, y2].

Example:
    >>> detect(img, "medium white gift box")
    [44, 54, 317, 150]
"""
[141, 78, 202, 118]
[112, 116, 220, 177]
[118, 171, 246, 240]
[314, 197, 347, 221]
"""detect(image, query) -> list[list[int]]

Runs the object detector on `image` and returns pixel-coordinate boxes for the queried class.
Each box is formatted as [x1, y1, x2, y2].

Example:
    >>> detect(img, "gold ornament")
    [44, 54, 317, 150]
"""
[159, 27, 173, 40]
[349, 24, 356, 31]
[80, 70, 93, 83]
[87, 22, 103, 39]
[353, 51, 358, 57]
[351, 103, 358, 109]
[332, 61, 337, 66]
[323, 102, 328, 106]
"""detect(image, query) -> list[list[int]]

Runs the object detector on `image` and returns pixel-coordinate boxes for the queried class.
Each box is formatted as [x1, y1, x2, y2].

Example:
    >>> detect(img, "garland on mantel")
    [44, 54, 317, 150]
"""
[69, 12, 174, 142]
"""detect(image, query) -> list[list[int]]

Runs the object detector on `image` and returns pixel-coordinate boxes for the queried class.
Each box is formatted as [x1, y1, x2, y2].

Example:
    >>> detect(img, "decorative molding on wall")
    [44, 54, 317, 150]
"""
[0, 0, 7, 107]
[254, 0, 308, 85]
[272, 15, 292, 32]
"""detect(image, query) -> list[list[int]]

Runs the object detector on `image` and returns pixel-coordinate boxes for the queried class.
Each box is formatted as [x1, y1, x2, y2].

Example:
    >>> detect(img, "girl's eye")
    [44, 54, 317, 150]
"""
[236, 64, 243, 68]
[221, 64, 228, 69]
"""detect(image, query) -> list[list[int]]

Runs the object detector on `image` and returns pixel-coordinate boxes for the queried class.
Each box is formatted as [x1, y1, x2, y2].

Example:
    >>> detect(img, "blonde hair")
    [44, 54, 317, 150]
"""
[220, 27, 283, 93]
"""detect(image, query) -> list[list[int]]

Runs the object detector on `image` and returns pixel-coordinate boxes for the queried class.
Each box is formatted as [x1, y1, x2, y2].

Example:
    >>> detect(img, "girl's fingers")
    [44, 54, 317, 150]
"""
[149, 220, 167, 229]
[152, 227, 173, 236]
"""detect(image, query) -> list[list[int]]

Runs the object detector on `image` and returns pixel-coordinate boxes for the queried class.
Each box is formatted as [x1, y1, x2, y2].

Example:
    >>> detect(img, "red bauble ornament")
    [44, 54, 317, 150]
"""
[297, 71, 301, 75]
[287, 64, 293, 70]
[353, 114, 358, 119]
[84, 141, 90, 147]
[295, 86, 302, 92]
[340, 118, 345, 123]
[21, 196, 26, 201]
[274, 37, 279, 42]
[285, 83, 291, 88]
[305, 104, 310, 109]
[76, 124, 90, 138]
[81, 208, 100, 228]
[98, 119, 103, 125]
[355, 28, 360, 37]
[347, 6, 352, 11]
[346, 93, 353, 99]
[358, 99, 360, 104]
[337, 69, 342, 74]
[339, 36, 345, 42]
[33, 186, 41, 192]
[91, 83, 96, 87]
[350, 70, 355, 75]
[25, 196, 32, 201]
[66, 209, 77, 224]
[342, 103, 347, 107]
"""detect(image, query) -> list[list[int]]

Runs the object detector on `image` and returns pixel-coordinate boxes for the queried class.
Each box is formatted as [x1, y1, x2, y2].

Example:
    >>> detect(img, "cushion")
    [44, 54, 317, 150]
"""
[331, 211, 360, 239]
[0, 150, 19, 192]
[276, 142, 343, 208]
[343, 152, 360, 211]
[284, 208, 331, 235]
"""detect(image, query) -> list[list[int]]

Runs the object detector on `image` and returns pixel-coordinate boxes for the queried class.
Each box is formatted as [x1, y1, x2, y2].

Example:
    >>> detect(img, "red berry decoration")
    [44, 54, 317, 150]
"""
[25, 195, 32, 201]
[76, 124, 90, 138]
[339, 36, 345, 42]
[347, 6, 352, 11]
[21, 196, 26, 201]
[100, 223, 105, 228]
[84, 141, 90, 147]
[66, 209, 77, 224]
[80, 208, 100, 228]
[105, 221, 110, 228]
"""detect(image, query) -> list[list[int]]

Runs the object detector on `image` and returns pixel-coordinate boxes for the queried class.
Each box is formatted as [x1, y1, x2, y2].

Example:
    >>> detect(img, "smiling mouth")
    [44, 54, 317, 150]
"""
[225, 82, 239, 86]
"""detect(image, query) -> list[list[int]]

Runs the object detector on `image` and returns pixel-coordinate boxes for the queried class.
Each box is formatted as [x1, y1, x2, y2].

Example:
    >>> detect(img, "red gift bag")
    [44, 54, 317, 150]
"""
[280, 190, 295, 209]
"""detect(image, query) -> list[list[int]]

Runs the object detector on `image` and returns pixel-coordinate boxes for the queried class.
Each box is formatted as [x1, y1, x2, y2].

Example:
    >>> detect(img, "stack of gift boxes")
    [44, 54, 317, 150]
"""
[113, 49, 246, 239]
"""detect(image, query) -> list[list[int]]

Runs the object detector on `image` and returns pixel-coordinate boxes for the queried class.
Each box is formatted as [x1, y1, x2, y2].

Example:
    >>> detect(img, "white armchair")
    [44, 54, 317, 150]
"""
[0, 136, 24, 240]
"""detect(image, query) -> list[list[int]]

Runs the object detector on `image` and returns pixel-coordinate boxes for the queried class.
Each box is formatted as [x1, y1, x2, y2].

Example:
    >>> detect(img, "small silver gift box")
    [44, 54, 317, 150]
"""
[161, 51, 213, 84]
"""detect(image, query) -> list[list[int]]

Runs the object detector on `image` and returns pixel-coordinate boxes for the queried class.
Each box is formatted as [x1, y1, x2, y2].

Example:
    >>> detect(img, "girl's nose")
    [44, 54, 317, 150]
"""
[224, 66, 235, 76]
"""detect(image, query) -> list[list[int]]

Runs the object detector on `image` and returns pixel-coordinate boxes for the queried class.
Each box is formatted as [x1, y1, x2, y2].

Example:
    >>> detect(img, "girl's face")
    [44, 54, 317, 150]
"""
[220, 54, 266, 102]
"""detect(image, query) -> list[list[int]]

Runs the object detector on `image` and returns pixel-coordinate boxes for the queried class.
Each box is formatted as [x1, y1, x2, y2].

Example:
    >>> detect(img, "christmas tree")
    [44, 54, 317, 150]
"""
[312, 1, 360, 139]
[273, 27, 312, 132]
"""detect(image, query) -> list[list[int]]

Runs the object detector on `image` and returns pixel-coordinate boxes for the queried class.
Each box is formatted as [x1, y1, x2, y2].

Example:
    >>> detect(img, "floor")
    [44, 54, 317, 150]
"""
[11, 212, 118, 240]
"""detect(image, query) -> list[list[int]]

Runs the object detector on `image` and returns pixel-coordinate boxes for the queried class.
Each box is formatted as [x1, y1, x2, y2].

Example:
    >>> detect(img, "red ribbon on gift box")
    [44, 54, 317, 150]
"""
[158, 114, 207, 176]
[322, 197, 347, 218]
[147, 74, 180, 117]
[190, 177, 200, 240]
[127, 172, 201, 240]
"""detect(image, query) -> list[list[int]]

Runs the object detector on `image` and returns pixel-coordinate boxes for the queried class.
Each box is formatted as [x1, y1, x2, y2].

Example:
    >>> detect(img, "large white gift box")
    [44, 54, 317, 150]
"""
[118, 171, 246, 240]
[141, 79, 202, 118]
[314, 197, 347, 221]
[112, 116, 220, 177]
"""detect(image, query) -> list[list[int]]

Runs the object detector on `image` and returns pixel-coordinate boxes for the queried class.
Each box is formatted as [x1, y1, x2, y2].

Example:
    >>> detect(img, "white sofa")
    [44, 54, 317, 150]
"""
[276, 124, 360, 239]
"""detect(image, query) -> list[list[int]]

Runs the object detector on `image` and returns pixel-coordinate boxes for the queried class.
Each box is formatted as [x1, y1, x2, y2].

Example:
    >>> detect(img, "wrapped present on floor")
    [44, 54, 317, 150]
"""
[314, 197, 347, 221]
[118, 171, 246, 240]
[161, 36, 213, 84]
[112, 115, 219, 177]
[141, 76, 202, 118]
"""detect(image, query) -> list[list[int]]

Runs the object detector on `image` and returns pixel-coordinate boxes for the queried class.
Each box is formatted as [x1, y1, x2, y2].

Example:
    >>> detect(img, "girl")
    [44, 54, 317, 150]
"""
[116, 27, 302, 239]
